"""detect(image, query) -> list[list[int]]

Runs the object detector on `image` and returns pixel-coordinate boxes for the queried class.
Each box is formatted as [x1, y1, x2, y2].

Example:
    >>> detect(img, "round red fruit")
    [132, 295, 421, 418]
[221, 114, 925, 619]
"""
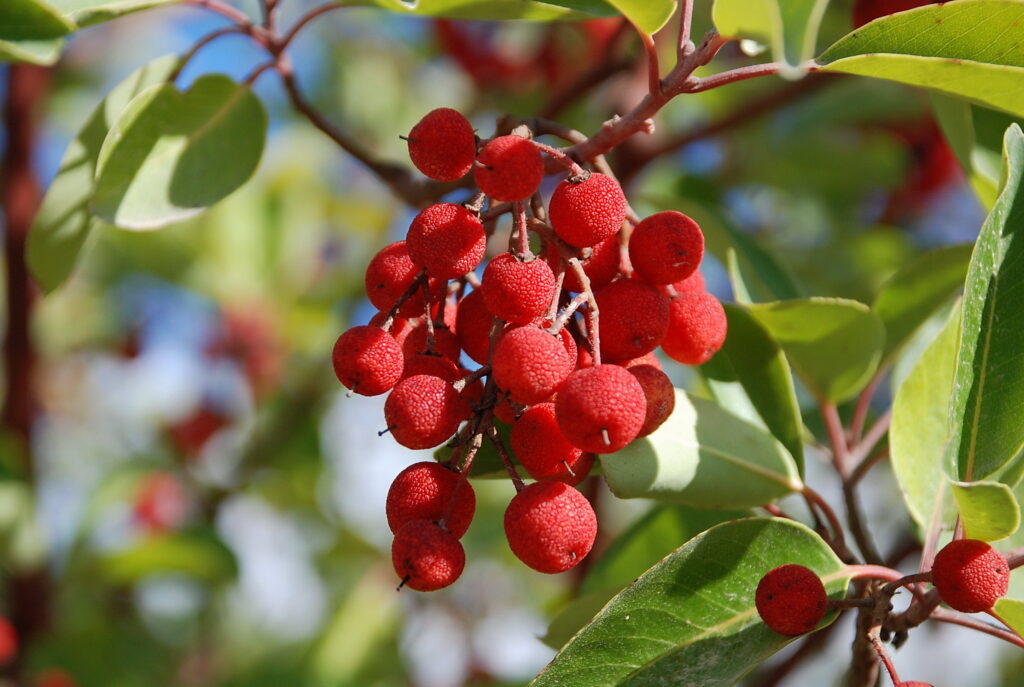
[628, 364, 675, 437]
[407, 203, 485, 280]
[392, 520, 465, 591]
[661, 292, 727, 366]
[629, 211, 704, 285]
[406, 108, 477, 181]
[755, 564, 828, 636]
[504, 482, 597, 573]
[555, 364, 646, 453]
[511, 403, 591, 484]
[454, 289, 494, 365]
[492, 326, 574, 405]
[474, 135, 544, 202]
[482, 253, 557, 325]
[364, 241, 433, 319]
[333, 326, 404, 396]
[386, 462, 476, 538]
[594, 279, 670, 362]
[548, 173, 627, 248]
[384, 374, 468, 449]
[931, 538, 1009, 613]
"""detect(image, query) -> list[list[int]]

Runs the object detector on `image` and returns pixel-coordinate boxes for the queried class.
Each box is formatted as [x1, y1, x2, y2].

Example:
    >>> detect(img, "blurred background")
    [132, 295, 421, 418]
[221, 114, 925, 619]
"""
[1, 0, 1021, 685]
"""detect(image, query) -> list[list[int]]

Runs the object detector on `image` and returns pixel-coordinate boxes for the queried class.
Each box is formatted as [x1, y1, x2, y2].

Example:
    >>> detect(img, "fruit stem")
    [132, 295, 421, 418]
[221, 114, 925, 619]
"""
[487, 425, 525, 492]
[513, 202, 533, 260]
[532, 141, 588, 180]
[566, 258, 601, 365]
[379, 271, 427, 333]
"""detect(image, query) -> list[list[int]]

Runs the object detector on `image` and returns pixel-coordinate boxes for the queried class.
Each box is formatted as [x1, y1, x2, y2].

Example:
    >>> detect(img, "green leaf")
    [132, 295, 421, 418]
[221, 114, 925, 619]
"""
[93, 74, 268, 230]
[992, 598, 1024, 638]
[931, 95, 1002, 209]
[890, 302, 961, 530]
[712, 0, 830, 75]
[604, 0, 674, 34]
[600, 389, 803, 508]
[0, 37, 62, 64]
[101, 529, 238, 584]
[28, 54, 180, 292]
[747, 298, 886, 403]
[47, 0, 179, 27]
[0, 0, 75, 41]
[817, 1, 1024, 118]
[702, 304, 804, 473]
[950, 124, 1024, 480]
[950, 480, 1021, 542]
[701, 210, 801, 303]
[336, 0, 613, 21]
[873, 243, 972, 364]
[530, 518, 849, 687]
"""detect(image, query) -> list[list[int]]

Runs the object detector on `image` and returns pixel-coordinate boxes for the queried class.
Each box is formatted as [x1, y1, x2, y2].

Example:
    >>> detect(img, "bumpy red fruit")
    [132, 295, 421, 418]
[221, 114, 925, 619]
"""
[555, 364, 646, 453]
[595, 279, 670, 361]
[671, 269, 706, 295]
[482, 253, 557, 324]
[386, 462, 476, 538]
[511, 403, 591, 484]
[407, 203, 486, 280]
[662, 292, 727, 365]
[454, 289, 494, 365]
[549, 173, 627, 248]
[392, 520, 465, 591]
[629, 211, 704, 285]
[384, 375, 468, 449]
[549, 235, 620, 293]
[333, 326, 404, 396]
[931, 538, 1009, 613]
[628, 364, 675, 437]
[402, 353, 460, 382]
[474, 135, 544, 202]
[504, 482, 597, 573]
[623, 352, 662, 371]
[492, 326, 574, 405]
[364, 241, 431, 318]
[406, 108, 477, 181]
[402, 324, 461, 363]
[755, 564, 828, 636]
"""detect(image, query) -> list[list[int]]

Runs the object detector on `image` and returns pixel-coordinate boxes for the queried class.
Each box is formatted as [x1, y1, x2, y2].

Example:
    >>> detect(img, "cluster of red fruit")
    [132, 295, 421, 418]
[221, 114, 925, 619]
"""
[331, 107, 727, 590]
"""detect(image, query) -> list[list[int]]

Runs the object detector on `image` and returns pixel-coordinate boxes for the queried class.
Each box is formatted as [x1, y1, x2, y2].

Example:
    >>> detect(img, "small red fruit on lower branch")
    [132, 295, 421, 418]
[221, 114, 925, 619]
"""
[555, 364, 646, 453]
[492, 326, 574, 405]
[594, 279, 670, 361]
[628, 364, 675, 437]
[661, 291, 728, 365]
[629, 211, 704, 285]
[504, 482, 597, 573]
[364, 241, 429, 318]
[406, 108, 477, 181]
[333, 326, 404, 396]
[384, 375, 468, 449]
[931, 538, 1009, 613]
[454, 289, 494, 365]
[386, 462, 476, 538]
[671, 269, 706, 295]
[407, 203, 486, 280]
[755, 564, 828, 636]
[392, 520, 465, 591]
[482, 253, 557, 324]
[549, 173, 627, 248]
[474, 135, 544, 202]
[511, 403, 591, 484]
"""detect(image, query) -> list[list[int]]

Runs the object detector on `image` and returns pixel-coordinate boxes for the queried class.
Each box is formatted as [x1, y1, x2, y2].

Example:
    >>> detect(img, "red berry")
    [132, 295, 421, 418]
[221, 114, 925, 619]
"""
[852, 0, 936, 29]
[511, 403, 592, 484]
[629, 211, 704, 285]
[406, 108, 477, 181]
[474, 135, 543, 202]
[492, 326, 574, 405]
[392, 520, 465, 591]
[482, 253, 557, 325]
[548, 235, 620, 293]
[504, 482, 597, 573]
[628, 364, 675, 437]
[594, 279, 670, 362]
[333, 326, 404, 396]
[670, 269, 706, 295]
[364, 241, 430, 318]
[931, 539, 1009, 613]
[622, 352, 662, 371]
[0, 617, 17, 664]
[407, 203, 485, 280]
[384, 374, 468, 449]
[386, 462, 476, 538]
[661, 292, 727, 366]
[402, 352, 460, 382]
[548, 173, 627, 248]
[555, 364, 646, 453]
[454, 289, 494, 365]
[755, 564, 828, 636]
[402, 324, 461, 363]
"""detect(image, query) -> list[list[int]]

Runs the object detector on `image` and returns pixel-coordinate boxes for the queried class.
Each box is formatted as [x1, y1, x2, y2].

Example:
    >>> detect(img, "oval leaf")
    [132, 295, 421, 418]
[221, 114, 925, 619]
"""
[101, 529, 238, 584]
[992, 598, 1024, 639]
[605, 0, 674, 35]
[48, 0, 179, 27]
[713, 0, 830, 75]
[747, 298, 885, 403]
[600, 389, 803, 508]
[702, 304, 804, 472]
[337, 0, 613, 21]
[930, 94, 1011, 210]
[0, 37, 62, 64]
[531, 518, 849, 687]
[950, 124, 1024, 480]
[28, 54, 181, 292]
[93, 74, 268, 230]
[950, 479, 1021, 542]
[0, 0, 75, 41]
[817, 1, 1024, 118]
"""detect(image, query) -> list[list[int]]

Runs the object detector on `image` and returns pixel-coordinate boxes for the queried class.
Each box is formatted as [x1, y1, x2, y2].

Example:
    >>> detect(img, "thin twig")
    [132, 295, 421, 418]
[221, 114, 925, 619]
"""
[930, 608, 1024, 648]
[279, 1, 347, 49]
[678, 0, 695, 60]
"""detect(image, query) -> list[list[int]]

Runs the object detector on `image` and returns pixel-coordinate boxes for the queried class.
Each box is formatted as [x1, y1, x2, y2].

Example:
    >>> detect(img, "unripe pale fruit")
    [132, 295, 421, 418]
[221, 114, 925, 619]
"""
[549, 173, 627, 248]
[595, 279, 670, 362]
[333, 326, 404, 396]
[364, 241, 432, 318]
[402, 324, 461, 363]
[931, 538, 1009, 613]
[407, 203, 486, 280]
[384, 374, 468, 449]
[406, 108, 477, 181]
[549, 235, 620, 293]
[392, 519, 465, 591]
[454, 289, 494, 365]
[511, 403, 592, 484]
[482, 253, 557, 324]
[629, 211, 704, 285]
[755, 564, 828, 636]
[504, 482, 597, 573]
[555, 364, 646, 453]
[628, 364, 675, 437]
[492, 326, 574, 405]
[662, 291, 727, 366]
[386, 461, 476, 538]
[474, 135, 544, 202]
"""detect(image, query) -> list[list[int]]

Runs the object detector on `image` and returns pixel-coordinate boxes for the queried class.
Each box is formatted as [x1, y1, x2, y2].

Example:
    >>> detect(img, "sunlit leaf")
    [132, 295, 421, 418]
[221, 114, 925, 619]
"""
[0, 0, 75, 41]
[48, 0, 179, 27]
[713, 0, 831, 76]
[950, 480, 1021, 542]
[0, 37, 62, 64]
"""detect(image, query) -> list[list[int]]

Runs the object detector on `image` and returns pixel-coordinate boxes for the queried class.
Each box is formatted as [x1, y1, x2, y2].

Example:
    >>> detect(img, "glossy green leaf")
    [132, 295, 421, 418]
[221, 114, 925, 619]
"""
[604, 0, 674, 34]
[950, 480, 1021, 542]
[531, 518, 849, 687]
[712, 0, 830, 75]
[336, 0, 613, 21]
[600, 389, 803, 508]
[950, 124, 1024, 480]
[101, 529, 238, 584]
[817, 1, 1024, 118]
[0, 37, 62, 64]
[28, 54, 180, 292]
[747, 298, 885, 403]
[702, 304, 804, 472]
[890, 303, 960, 530]
[931, 94, 1004, 209]
[47, 0, 179, 27]
[0, 0, 75, 41]
[992, 598, 1024, 638]
[873, 243, 972, 363]
[93, 74, 268, 230]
